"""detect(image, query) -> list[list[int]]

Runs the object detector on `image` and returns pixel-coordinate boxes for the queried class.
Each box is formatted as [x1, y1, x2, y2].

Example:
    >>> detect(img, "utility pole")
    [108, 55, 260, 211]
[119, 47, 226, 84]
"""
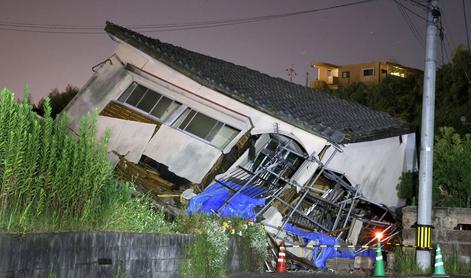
[416, 0, 440, 270]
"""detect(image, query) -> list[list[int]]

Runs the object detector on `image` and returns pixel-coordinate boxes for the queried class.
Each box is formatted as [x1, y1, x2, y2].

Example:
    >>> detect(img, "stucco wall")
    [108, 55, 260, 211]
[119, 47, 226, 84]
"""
[65, 42, 416, 203]
[144, 125, 222, 183]
[326, 133, 417, 208]
[113, 43, 328, 157]
[64, 55, 132, 132]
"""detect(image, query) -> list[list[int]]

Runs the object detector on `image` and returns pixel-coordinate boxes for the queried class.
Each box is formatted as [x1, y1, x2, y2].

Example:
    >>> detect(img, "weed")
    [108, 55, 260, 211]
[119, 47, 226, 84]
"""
[393, 248, 430, 276]
[0, 88, 172, 233]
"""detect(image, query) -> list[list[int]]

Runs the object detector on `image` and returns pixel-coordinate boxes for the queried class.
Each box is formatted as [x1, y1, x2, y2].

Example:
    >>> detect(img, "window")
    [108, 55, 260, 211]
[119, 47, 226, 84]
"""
[118, 82, 181, 122]
[362, 68, 375, 76]
[327, 69, 332, 77]
[341, 71, 350, 78]
[173, 108, 240, 148]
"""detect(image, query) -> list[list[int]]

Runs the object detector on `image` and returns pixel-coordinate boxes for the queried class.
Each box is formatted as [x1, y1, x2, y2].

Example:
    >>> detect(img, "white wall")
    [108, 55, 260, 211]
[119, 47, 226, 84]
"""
[326, 133, 417, 208]
[66, 41, 417, 204]
[96, 116, 156, 165]
[113, 43, 328, 157]
[64, 55, 132, 132]
[144, 125, 222, 183]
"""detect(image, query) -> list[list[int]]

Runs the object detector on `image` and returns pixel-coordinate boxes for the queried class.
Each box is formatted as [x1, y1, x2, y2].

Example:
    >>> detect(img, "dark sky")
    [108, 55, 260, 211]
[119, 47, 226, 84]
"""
[0, 0, 468, 103]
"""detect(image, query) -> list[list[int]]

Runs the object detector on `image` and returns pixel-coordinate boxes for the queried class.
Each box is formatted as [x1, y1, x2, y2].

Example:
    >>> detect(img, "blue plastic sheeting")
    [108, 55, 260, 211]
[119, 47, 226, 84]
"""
[284, 223, 374, 269]
[187, 179, 266, 219]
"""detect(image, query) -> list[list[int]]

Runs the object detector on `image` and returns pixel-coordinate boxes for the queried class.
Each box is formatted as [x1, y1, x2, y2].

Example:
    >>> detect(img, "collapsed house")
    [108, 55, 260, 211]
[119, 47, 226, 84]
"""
[64, 22, 417, 269]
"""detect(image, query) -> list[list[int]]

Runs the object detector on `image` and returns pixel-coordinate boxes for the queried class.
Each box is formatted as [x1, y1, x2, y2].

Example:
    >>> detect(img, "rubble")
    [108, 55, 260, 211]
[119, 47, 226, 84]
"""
[187, 133, 401, 271]
[62, 22, 414, 273]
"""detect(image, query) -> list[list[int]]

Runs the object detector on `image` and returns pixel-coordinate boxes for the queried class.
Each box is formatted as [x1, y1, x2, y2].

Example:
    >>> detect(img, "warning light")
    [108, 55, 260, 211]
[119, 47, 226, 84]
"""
[375, 232, 383, 240]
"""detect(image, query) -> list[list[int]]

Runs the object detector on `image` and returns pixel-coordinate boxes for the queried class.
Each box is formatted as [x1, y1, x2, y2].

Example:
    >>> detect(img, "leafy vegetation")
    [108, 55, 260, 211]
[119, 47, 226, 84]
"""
[0, 88, 169, 233]
[324, 46, 471, 208]
[433, 127, 471, 207]
[179, 216, 268, 278]
[396, 127, 471, 207]
[331, 46, 471, 135]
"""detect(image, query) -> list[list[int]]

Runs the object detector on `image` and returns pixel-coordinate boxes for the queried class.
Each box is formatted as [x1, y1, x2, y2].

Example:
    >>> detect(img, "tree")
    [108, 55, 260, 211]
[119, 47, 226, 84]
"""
[34, 85, 78, 118]
[433, 127, 471, 207]
[435, 45, 471, 134]
[330, 46, 471, 135]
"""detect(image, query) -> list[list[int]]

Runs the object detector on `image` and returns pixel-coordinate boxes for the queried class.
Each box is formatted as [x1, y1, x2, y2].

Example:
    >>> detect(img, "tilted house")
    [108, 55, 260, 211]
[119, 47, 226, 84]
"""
[64, 22, 416, 215]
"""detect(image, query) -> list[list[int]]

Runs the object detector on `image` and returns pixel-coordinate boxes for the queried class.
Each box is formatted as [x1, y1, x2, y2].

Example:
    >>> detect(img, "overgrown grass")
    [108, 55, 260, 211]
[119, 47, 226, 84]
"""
[444, 248, 471, 275]
[0, 88, 171, 233]
[393, 248, 429, 276]
[393, 247, 471, 276]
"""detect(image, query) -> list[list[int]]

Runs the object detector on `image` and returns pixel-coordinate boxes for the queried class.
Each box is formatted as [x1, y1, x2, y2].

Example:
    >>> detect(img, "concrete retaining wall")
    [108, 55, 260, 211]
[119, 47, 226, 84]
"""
[0, 232, 191, 278]
[402, 206, 471, 260]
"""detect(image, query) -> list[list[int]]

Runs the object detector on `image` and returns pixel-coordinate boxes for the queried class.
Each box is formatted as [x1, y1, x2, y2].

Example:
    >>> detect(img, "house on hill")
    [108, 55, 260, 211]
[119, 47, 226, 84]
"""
[311, 61, 421, 89]
[64, 22, 416, 232]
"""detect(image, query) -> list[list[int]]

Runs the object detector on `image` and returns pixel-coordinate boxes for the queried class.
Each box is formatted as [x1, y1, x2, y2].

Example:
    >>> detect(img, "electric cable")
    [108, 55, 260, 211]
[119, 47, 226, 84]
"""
[463, 0, 470, 51]
[0, 0, 378, 34]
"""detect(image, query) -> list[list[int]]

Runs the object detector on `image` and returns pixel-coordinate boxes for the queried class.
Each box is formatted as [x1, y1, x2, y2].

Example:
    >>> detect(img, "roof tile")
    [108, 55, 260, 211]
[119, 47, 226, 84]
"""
[105, 22, 414, 143]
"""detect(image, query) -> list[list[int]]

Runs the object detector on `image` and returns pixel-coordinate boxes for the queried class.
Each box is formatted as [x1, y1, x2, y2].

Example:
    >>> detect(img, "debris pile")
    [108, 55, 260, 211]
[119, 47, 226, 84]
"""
[187, 133, 400, 271]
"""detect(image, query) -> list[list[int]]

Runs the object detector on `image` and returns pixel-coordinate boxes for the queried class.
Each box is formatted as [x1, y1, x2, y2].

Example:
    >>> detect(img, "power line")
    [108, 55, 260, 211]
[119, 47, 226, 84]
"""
[0, 0, 378, 34]
[394, 0, 425, 48]
[405, 0, 428, 10]
[394, 0, 428, 22]
[463, 0, 470, 51]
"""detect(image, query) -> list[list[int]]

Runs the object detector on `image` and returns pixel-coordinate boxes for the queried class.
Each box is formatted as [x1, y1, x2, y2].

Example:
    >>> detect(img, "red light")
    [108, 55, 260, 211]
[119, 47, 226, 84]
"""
[375, 232, 383, 240]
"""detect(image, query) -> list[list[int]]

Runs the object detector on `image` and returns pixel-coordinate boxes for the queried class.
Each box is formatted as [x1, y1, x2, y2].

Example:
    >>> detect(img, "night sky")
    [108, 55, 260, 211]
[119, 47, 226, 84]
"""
[0, 0, 468, 103]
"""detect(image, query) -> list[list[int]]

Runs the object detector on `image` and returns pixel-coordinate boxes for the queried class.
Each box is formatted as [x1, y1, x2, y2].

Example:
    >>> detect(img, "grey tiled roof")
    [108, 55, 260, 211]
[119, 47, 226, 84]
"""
[105, 22, 413, 144]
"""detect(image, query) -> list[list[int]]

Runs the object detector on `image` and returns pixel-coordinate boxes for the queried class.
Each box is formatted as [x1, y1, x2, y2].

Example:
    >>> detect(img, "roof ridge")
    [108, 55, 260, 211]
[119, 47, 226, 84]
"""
[104, 21, 414, 143]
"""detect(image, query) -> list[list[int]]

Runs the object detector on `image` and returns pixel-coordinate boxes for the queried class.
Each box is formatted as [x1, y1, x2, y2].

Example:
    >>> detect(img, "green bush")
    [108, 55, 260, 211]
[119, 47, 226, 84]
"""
[396, 127, 471, 208]
[181, 219, 229, 278]
[179, 216, 269, 277]
[397, 171, 419, 206]
[434, 127, 471, 207]
[0, 88, 171, 233]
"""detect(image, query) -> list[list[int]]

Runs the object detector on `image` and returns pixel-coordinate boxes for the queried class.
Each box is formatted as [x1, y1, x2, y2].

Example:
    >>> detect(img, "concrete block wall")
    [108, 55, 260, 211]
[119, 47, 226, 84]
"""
[402, 206, 471, 259]
[0, 232, 193, 278]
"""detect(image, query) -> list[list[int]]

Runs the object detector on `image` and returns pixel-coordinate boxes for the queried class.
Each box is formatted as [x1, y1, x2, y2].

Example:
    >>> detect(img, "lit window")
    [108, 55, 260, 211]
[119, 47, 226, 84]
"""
[173, 108, 240, 149]
[362, 68, 374, 76]
[341, 71, 350, 78]
[118, 82, 181, 122]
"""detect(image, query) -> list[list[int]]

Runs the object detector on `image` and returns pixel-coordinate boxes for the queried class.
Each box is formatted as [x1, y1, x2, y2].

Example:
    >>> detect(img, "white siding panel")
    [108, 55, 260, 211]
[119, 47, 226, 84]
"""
[143, 125, 222, 183]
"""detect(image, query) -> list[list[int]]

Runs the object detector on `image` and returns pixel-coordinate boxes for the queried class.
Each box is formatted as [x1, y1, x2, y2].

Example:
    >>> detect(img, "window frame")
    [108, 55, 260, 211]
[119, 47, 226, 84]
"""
[362, 68, 375, 77]
[173, 107, 240, 149]
[116, 81, 182, 123]
[341, 71, 350, 78]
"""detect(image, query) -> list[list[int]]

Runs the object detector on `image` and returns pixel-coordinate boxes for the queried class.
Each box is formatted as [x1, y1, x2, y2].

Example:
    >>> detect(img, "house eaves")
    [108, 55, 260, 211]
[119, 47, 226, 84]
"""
[105, 21, 414, 144]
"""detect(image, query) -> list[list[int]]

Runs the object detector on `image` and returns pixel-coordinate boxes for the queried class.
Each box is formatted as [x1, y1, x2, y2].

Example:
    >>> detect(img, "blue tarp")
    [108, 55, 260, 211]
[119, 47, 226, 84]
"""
[188, 180, 374, 270]
[284, 223, 374, 269]
[187, 179, 266, 219]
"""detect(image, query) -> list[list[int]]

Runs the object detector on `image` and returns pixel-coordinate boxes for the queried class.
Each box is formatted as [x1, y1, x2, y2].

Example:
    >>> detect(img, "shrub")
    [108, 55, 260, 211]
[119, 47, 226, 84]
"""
[181, 218, 229, 278]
